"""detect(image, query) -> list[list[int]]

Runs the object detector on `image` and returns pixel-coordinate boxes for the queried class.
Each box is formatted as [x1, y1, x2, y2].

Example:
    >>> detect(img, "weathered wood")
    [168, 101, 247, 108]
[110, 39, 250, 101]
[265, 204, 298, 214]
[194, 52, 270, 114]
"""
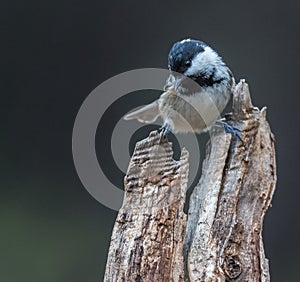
[104, 80, 276, 282]
[104, 132, 189, 282]
[185, 80, 276, 281]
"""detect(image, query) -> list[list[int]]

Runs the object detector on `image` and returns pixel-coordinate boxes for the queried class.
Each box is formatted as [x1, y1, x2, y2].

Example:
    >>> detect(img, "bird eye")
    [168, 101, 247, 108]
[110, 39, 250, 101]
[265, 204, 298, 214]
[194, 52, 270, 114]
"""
[184, 60, 191, 67]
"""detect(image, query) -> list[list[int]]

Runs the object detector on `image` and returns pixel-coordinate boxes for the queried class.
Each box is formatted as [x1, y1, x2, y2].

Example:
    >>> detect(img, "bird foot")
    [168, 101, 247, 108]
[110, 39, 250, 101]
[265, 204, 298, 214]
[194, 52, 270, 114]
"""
[159, 123, 172, 138]
[216, 120, 243, 141]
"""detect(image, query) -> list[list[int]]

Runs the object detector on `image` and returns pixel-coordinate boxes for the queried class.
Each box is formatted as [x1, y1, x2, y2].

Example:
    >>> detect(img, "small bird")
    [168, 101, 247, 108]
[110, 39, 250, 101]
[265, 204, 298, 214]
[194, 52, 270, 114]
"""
[124, 39, 237, 136]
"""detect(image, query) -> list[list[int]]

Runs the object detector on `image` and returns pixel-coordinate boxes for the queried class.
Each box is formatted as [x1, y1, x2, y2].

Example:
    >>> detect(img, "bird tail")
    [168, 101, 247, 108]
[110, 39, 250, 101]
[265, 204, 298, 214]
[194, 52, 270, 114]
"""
[123, 101, 160, 123]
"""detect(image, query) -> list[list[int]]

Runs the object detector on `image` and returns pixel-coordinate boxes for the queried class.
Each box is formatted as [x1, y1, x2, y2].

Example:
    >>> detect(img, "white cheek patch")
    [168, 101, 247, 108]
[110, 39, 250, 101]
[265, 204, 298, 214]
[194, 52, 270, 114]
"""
[184, 46, 221, 77]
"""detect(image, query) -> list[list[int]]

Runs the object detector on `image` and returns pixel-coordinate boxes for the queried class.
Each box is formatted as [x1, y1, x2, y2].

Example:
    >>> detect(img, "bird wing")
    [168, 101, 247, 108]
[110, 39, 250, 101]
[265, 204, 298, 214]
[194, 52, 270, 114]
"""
[123, 101, 160, 123]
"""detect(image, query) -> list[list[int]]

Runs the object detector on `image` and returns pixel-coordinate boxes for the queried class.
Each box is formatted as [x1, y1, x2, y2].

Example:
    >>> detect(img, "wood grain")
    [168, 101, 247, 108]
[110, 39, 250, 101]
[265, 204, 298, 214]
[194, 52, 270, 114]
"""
[104, 80, 276, 282]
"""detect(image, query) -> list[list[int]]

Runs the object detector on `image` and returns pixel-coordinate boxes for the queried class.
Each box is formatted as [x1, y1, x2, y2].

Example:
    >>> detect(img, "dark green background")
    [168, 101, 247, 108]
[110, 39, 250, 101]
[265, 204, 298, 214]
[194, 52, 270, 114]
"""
[2, 0, 300, 281]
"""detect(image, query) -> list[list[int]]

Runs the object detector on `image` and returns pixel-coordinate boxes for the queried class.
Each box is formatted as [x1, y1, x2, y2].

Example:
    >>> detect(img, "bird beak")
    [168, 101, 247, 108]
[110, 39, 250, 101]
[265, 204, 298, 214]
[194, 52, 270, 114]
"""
[174, 75, 186, 91]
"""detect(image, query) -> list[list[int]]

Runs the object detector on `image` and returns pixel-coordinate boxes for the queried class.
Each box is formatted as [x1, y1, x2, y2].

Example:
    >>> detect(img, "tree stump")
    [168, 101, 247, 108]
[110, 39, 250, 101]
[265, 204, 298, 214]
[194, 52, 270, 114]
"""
[104, 80, 277, 281]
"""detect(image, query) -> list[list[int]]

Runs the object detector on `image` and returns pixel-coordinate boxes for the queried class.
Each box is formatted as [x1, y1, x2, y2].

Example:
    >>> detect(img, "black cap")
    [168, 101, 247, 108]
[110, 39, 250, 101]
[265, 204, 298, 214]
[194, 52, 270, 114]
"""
[168, 39, 206, 73]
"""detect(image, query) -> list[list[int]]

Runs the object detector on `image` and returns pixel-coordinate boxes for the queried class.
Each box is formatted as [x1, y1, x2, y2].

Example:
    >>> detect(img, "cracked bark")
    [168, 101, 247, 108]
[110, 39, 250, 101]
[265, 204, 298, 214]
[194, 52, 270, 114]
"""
[104, 80, 276, 282]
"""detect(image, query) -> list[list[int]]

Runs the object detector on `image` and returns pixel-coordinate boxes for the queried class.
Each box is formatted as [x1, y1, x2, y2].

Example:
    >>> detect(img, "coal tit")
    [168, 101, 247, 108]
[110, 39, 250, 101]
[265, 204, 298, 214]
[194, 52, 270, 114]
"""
[124, 39, 235, 135]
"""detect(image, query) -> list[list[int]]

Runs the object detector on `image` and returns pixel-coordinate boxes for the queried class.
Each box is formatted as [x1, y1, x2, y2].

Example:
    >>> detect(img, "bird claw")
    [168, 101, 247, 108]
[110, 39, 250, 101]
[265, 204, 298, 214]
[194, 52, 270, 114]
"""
[159, 124, 171, 138]
[217, 121, 243, 141]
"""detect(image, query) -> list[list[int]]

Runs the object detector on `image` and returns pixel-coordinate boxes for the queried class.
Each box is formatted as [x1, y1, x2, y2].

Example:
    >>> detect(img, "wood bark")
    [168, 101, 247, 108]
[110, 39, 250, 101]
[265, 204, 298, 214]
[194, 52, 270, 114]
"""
[104, 132, 189, 281]
[104, 80, 276, 282]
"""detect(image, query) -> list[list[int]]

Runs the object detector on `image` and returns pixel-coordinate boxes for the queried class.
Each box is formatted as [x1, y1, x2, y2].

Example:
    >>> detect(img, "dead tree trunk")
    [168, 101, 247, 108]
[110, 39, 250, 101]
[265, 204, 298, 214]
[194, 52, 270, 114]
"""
[104, 80, 277, 282]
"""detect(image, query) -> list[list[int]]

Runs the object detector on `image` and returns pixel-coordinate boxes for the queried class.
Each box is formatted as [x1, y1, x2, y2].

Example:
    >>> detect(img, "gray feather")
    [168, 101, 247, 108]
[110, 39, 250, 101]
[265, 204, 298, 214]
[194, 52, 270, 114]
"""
[123, 101, 160, 123]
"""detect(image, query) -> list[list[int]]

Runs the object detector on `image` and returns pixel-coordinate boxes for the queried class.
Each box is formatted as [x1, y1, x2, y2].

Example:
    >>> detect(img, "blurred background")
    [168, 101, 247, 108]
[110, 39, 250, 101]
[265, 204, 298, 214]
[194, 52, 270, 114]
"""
[1, 0, 300, 281]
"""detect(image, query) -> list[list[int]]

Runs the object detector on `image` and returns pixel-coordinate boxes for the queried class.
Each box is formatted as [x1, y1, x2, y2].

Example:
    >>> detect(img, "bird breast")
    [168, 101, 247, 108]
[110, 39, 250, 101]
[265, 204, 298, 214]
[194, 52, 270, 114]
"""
[158, 82, 231, 133]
